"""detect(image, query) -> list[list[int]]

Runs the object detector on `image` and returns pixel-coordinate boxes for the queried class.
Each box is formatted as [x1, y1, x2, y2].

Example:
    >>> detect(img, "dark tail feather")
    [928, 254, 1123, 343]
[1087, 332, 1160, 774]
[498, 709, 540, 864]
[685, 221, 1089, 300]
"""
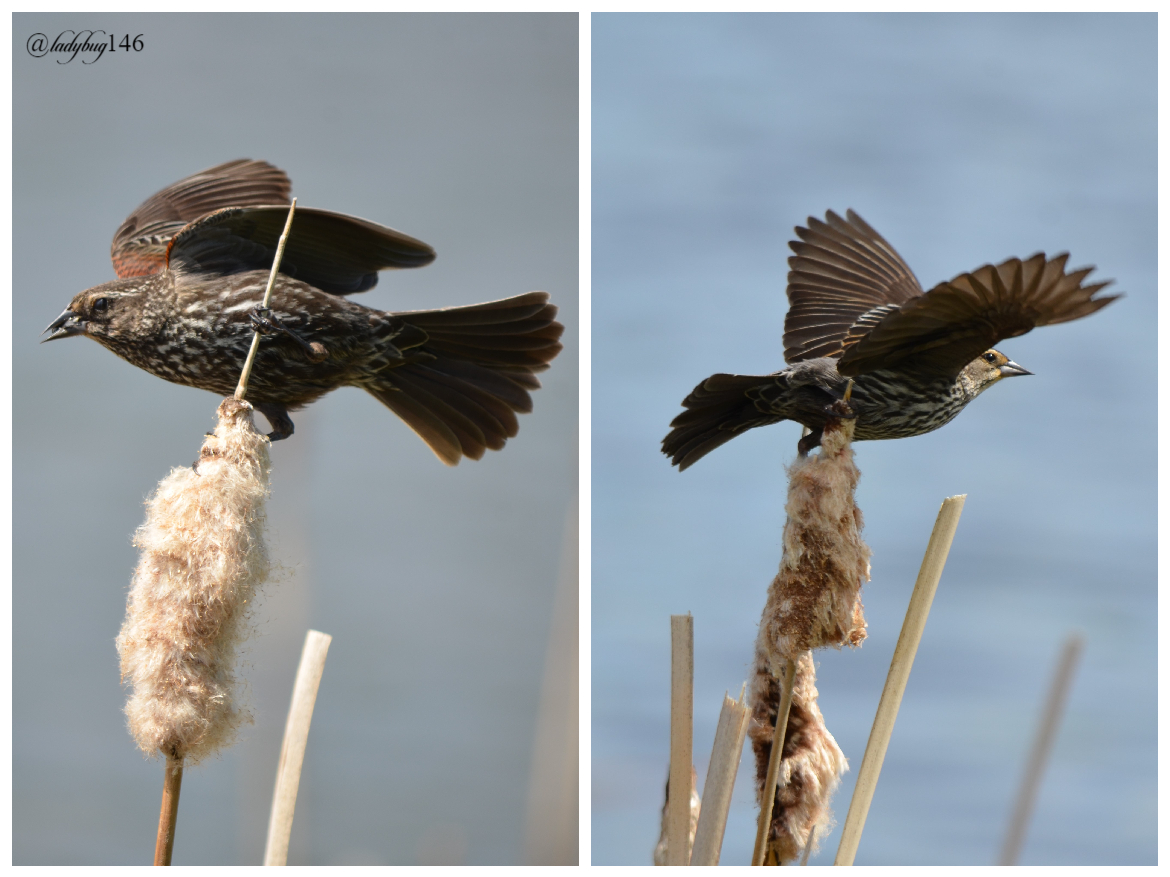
[371, 292, 564, 465]
[662, 373, 783, 470]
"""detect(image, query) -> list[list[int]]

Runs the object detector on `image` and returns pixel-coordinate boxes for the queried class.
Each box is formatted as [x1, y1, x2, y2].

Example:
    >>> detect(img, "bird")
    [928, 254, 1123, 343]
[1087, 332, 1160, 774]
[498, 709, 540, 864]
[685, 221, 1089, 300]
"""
[43, 159, 564, 465]
[662, 209, 1119, 470]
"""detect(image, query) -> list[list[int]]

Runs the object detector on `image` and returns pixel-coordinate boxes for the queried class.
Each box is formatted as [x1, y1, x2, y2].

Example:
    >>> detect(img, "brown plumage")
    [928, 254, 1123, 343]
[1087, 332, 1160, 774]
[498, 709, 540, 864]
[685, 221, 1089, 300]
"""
[663, 209, 1119, 469]
[44, 159, 563, 465]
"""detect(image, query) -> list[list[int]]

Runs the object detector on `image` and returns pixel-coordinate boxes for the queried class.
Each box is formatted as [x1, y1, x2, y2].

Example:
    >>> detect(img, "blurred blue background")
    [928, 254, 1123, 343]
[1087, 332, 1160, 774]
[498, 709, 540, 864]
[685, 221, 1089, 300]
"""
[592, 13, 1154, 865]
[14, 13, 577, 866]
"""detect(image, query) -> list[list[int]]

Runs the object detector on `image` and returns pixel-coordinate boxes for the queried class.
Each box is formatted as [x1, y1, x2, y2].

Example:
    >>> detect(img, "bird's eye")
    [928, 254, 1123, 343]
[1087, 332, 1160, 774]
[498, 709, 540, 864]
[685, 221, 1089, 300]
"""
[93, 297, 110, 313]
[983, 352, 997, 364]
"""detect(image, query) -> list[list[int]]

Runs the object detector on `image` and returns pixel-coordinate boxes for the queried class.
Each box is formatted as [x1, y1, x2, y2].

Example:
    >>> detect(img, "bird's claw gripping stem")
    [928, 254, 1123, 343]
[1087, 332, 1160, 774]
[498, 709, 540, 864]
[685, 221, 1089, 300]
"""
[826, 398, 856, 420]
[797, 427, 824, 457]
[249, 306, 328, 362]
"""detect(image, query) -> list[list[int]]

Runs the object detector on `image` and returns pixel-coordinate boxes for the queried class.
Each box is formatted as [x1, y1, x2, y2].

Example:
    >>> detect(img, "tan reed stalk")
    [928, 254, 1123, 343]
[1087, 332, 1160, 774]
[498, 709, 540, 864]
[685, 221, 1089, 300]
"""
[997, 632, 1085, 866]
[235, 197, 297, 400]
[154, 754, 183, 865]
[522, 502, 580, 865]
[654, 766, 700, 866]
[751, 658, 796, 866]
[833, 494, 966, 866]
[690, 690, 752, 865]
[668, 614, 695, 865]
[264, 629, 333, 866]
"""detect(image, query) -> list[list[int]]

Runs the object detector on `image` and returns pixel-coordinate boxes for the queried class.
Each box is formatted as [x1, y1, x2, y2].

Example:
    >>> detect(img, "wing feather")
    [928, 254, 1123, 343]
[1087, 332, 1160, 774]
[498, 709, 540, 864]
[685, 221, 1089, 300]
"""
[837, 253, 1120, 379]
[783, 209, 924, 363]
[111, 159, 290, 277]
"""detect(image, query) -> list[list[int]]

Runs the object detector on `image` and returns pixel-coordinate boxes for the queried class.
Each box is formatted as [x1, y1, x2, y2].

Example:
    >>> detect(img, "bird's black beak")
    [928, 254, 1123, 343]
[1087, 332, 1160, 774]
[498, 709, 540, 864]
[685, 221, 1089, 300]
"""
[998, 359, 1033, 378]
[42, 309, 85, 342]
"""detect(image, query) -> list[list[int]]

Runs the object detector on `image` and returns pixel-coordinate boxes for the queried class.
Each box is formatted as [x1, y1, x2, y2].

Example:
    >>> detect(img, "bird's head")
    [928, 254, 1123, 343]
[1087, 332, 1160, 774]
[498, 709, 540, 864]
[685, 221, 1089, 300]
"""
[962, 348, 1033, 394]
[42, 277, 157, 348]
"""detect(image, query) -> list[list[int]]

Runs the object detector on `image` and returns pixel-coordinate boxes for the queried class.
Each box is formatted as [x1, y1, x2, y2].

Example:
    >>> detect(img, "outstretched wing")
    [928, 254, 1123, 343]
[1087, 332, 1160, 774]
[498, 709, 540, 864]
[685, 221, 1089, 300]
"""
[111, 159, 291, 278]
[783, 209, 924, 364]
[836, 253, 1120, 380]
[165, 206, 436, 295]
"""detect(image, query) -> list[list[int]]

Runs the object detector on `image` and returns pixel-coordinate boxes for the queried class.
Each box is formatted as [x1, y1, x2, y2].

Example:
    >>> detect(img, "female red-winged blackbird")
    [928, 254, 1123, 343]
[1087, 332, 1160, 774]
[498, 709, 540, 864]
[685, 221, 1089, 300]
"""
[43, 160, 563, 465]
[663, 209, 1118, 469]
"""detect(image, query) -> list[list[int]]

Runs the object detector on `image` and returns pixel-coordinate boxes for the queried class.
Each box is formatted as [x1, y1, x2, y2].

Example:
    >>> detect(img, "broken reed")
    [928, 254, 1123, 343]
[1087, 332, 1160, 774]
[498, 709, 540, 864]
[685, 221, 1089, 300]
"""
[690, 691, 752, 866]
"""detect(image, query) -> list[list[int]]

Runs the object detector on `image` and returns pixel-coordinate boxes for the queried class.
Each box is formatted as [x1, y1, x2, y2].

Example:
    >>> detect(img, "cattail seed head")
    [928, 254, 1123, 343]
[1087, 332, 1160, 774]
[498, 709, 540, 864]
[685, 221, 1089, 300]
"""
[115, 397, 271, 762]
[748, 650, 845, 864]
[758, 418, 871, 675]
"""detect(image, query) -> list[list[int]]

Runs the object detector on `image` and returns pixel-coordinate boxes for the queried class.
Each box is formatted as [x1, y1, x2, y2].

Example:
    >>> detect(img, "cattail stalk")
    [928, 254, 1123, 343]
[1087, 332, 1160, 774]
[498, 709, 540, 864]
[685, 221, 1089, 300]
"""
[690, 690, 752, 865]
[751, 658, 796, 866]
[655, 766, 700, 866]
[834, 494, 965, 866]
[667, 614, 695, 865]
[265, 629, 333, 866]
[997, 632, 1084, 865]
[235, 198, 297, 400]
[153, 754, 183, 865]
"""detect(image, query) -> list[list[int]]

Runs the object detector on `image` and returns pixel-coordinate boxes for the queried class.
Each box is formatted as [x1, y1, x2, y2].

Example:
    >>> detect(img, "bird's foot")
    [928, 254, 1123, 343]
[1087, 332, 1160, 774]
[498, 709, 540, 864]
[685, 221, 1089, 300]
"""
[797, 427, 824, 457]
[825, 398, 856, 420]
[249, 307, 328, 362]
[254, 402, 295, 442]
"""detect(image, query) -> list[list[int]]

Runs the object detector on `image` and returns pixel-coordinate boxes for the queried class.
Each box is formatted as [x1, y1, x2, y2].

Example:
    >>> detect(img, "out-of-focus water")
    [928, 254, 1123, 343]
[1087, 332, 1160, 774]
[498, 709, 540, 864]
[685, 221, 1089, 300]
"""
[13, 13, 578, 865]
[592, 13, 1155, 866]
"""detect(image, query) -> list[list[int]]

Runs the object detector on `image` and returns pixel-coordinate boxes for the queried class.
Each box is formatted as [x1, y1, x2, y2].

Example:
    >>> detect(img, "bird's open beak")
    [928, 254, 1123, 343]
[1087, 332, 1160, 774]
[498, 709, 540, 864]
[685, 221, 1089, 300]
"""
[998, 359, 1033, 378]
[42, 309, 85, 342]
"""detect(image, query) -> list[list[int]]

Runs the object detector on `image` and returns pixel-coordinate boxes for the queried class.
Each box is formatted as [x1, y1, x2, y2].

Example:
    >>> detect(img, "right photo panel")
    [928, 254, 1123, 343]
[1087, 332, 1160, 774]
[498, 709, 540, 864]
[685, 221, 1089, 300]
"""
[591, 13, 1155, 866]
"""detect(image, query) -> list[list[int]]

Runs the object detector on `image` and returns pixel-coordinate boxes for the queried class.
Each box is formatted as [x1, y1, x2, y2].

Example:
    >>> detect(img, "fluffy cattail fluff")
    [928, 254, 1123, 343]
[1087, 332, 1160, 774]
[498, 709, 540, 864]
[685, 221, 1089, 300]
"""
[749, 649, 846, 863]
[115, 398, 271, 763]
[653, 764, 701, 865]
[758, 417, 871, 674]
[749, 415, 870, 863]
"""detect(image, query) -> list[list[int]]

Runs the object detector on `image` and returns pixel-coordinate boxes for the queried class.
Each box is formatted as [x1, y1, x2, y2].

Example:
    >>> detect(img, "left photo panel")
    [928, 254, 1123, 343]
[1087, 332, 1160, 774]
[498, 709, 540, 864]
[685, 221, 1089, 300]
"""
[14, 13, 578, 866]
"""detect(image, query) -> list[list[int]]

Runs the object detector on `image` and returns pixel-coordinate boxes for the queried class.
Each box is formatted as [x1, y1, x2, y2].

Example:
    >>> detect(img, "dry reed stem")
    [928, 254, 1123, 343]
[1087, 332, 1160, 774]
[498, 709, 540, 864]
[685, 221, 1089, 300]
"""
[115, 397, 272, 764]
[998, 632, 1084, 866]
[749, 650, 846, 865]
[153, 753, 183, 865]
[654, 765, 700, 866]
[834, 494, 965, 866]
[665, 614, 695, 864]
[691, 691, 752, 865]
[264, 629, 333, 866]
[751, 657, 796, 866]
[235, 198, 297, 401]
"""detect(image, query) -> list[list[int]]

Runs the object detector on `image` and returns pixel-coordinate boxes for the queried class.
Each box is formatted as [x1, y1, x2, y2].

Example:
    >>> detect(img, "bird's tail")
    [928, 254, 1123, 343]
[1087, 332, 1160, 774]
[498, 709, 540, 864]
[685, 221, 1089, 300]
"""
[368, 291, 563, 465]
[662, 373, 784, 470]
